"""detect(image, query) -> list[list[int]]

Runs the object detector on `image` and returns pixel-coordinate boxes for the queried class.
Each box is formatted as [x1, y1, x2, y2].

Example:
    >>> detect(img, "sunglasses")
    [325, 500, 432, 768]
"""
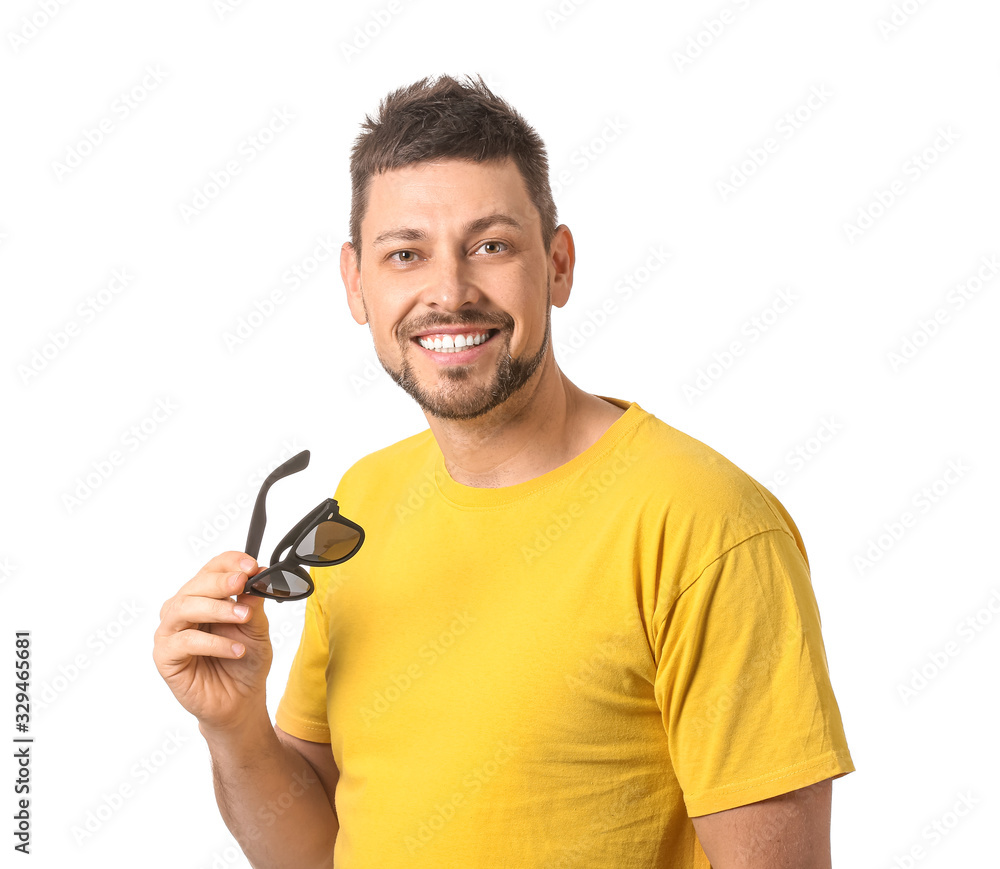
[242, 449, 365, 601]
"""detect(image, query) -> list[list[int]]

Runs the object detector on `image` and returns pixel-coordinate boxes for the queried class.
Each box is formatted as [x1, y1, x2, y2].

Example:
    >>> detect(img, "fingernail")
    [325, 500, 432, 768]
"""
[240, 557, 256, 572]
[232, 643, 245, 657]
[230, 573, 245, 591]
[234, 605, 249, 619]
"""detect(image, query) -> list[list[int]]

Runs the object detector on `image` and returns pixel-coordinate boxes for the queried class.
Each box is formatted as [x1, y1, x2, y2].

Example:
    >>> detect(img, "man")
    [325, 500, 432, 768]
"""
[154, 75, 854, 868]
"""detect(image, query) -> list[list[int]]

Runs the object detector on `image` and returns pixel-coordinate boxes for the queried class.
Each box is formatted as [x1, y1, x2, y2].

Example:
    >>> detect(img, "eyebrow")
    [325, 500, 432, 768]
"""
[371, 212, 524, 249]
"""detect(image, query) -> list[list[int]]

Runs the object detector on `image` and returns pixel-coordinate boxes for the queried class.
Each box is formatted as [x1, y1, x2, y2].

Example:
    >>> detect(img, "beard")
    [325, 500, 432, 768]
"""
[371, 287, 552, 421]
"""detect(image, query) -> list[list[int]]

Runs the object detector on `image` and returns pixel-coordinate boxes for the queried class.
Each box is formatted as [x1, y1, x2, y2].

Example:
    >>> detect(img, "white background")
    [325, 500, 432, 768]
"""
[2, 0, 998, 865]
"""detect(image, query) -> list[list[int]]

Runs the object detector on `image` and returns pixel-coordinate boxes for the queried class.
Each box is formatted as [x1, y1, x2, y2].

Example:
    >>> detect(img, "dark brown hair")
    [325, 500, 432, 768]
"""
[349, 74, 557, 261]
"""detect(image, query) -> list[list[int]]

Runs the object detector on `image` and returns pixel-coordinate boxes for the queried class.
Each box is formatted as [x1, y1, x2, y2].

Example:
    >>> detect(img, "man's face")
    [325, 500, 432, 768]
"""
[342, 158, 571, 420]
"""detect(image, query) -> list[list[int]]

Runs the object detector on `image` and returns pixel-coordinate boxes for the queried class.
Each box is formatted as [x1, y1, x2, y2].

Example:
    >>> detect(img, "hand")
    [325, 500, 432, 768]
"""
[153, 551, 274, 733]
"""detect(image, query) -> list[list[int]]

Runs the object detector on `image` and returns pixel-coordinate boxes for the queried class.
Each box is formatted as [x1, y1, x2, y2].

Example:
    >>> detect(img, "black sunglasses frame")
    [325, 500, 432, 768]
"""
[241, 450, 365, 602]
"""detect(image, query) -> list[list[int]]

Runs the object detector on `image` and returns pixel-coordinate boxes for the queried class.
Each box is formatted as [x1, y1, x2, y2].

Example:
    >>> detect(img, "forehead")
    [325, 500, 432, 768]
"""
[362, 158, 537, 233]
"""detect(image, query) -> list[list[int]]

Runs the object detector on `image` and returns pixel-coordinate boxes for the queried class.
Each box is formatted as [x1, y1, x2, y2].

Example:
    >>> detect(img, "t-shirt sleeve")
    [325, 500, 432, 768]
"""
[652, 528, 854, 817]
[274, 573, 332, 743]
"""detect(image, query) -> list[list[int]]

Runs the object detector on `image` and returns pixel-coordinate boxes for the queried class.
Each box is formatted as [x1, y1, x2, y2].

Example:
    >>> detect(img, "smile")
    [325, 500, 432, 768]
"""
[416, 331, 495, 353]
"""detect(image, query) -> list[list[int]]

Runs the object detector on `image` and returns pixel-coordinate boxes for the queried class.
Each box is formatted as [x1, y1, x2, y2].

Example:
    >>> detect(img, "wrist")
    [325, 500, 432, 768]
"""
[199, 706, 277, 759]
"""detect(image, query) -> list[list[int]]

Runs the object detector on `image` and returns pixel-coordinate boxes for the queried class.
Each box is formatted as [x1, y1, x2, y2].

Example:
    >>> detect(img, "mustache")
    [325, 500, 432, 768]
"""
[399, 309, 514, 341]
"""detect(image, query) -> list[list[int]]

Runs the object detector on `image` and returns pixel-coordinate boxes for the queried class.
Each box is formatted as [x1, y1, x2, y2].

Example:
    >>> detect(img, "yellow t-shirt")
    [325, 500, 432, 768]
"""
[276, 399, 854, 867]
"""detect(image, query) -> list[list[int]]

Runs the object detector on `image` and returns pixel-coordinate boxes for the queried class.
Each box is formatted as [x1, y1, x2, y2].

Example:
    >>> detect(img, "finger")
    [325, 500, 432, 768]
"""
[157, 593, 254, 635]
[204, 550, 260, 576]
[190, 564, 258, 604]
[155, 627, 249, 668]
[233, 589, 270, 638]
[159, 569, 249, 623]
[176, 552, 260, 599]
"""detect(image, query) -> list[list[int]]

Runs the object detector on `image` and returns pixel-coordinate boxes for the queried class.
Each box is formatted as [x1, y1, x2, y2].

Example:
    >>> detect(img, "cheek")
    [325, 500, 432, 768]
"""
[363, 294, 407, 347]
[378, 320, 406, 353]
[522, 291, 551, 335]
[509, 312, 548, 359]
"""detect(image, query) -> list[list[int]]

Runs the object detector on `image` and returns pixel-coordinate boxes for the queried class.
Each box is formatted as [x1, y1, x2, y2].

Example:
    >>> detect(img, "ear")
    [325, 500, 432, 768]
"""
[548, 225, 575, 308]
[341, 242, 368, 325]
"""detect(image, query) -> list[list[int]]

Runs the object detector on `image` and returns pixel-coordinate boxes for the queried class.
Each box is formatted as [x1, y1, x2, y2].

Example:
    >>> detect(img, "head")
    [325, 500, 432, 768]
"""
[349, 74, 558, 266]
[341, 76, 573, 422]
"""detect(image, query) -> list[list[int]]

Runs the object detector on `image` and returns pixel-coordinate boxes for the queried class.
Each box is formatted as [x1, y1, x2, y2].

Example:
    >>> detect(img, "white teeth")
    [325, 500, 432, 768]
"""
[417, 331, 490, 352]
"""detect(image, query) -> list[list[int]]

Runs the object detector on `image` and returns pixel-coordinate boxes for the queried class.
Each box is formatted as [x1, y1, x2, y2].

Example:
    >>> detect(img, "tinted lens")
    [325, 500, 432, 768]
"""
[248, 569, 311, 599]
[295, 520, 361, 563]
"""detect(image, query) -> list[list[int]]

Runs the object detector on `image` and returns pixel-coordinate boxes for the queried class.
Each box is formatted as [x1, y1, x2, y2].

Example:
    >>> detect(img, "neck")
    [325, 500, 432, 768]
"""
[424, 355, 625, 488]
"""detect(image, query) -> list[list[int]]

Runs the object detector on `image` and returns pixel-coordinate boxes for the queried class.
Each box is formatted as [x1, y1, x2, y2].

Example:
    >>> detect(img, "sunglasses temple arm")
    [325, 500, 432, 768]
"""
[244, 450, 311, 560]
[268, 500, 334, 565]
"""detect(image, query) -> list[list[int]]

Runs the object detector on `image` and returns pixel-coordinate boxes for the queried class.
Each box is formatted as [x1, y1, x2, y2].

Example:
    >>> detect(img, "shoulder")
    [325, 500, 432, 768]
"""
[614, 403, 806, 557]
[616, 404, 762, 500]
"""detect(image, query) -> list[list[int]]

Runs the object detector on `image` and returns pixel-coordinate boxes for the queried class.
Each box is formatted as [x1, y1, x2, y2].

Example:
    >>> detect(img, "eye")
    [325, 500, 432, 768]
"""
[475, 241, 508, 255]
[388, 250, 417, 263]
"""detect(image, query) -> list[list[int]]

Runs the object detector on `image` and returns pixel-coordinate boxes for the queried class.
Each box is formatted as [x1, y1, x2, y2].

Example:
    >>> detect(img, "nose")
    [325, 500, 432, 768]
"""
[417, 248, 483, 313]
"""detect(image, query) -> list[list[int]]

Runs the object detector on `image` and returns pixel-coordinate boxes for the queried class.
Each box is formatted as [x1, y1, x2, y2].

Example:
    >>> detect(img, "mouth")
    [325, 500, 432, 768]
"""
[413, 329, 498, 354]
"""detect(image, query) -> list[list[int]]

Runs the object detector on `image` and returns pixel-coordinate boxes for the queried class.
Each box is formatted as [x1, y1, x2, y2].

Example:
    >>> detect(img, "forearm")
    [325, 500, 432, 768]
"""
[201, 712, 338, 869]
